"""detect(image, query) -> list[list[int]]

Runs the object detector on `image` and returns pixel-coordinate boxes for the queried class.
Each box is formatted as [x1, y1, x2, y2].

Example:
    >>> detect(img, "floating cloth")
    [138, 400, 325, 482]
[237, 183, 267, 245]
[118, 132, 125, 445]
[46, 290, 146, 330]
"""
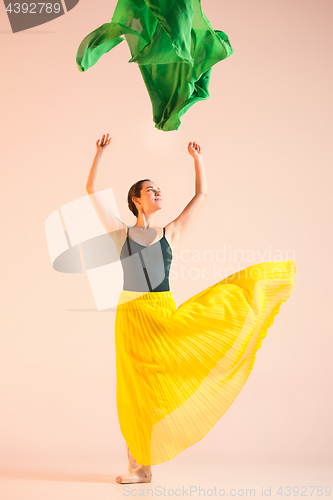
[76, 0, 234, 131]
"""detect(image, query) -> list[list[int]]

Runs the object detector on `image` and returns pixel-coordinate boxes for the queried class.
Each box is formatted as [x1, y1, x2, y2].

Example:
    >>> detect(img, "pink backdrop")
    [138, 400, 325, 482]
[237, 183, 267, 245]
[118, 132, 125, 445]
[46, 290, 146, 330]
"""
[1, 0, 332, 497]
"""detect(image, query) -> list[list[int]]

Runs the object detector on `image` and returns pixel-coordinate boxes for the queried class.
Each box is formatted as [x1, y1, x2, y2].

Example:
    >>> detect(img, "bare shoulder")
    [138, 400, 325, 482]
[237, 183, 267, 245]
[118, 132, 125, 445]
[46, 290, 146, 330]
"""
[164, 222, 181, 247]
[164, 194, 207, 247]
[109, 221, 128, 256]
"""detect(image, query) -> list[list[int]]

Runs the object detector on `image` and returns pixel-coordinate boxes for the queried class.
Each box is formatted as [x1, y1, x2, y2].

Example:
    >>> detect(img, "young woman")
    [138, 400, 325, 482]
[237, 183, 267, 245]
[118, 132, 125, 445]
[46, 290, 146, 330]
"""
[87, 133, 296, 484]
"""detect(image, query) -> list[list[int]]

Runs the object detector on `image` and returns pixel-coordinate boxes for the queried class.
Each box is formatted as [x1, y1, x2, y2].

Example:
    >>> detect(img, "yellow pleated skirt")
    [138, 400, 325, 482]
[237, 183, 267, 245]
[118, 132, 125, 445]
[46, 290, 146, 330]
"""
[114, 260, 296, 466]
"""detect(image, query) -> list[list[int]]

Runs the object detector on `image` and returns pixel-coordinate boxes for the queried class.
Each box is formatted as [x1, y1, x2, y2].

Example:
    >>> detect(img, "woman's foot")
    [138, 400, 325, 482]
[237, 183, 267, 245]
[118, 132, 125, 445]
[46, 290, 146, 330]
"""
[116, 464, 152, 484]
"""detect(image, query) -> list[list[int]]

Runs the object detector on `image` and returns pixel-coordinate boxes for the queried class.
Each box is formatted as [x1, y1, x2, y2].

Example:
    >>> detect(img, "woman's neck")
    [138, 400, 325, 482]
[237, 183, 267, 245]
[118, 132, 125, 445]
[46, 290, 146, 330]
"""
[135, 215, 157, 229]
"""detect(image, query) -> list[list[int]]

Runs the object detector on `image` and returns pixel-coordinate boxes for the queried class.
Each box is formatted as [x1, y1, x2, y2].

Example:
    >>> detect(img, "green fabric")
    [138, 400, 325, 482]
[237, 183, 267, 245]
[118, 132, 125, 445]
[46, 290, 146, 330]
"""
[76, 0, 234, 131]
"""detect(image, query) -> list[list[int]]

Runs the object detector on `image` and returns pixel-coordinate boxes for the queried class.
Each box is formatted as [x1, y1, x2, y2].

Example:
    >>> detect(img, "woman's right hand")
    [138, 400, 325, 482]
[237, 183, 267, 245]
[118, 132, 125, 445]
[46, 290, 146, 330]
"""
[96, 133, 112, 154]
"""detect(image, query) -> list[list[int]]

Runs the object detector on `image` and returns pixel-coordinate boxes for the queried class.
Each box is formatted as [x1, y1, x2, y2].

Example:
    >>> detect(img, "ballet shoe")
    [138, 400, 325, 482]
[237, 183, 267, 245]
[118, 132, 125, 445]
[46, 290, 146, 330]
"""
[116, 463, 152, 484]
[126, 443, 139, 473]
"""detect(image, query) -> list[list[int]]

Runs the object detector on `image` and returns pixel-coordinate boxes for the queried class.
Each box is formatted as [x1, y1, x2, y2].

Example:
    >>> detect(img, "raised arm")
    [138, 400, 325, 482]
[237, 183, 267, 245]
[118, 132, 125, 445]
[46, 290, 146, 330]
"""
[166, 141, 208, 245]
[86, 134, 126, 235]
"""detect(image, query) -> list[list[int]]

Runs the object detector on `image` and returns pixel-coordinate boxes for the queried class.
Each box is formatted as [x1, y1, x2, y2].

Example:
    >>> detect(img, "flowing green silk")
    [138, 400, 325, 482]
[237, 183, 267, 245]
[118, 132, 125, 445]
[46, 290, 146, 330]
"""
[76, 0, 234, 131]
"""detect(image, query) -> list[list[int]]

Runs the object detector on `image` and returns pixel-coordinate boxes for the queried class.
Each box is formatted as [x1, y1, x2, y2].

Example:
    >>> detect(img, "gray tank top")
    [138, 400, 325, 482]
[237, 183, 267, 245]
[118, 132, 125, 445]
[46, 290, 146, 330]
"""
[119, 226, 173, 292]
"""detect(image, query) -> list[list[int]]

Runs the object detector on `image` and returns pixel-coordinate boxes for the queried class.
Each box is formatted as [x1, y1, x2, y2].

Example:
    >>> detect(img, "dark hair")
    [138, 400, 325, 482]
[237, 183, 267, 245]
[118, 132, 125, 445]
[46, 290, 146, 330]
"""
[127, 179, 151, 218]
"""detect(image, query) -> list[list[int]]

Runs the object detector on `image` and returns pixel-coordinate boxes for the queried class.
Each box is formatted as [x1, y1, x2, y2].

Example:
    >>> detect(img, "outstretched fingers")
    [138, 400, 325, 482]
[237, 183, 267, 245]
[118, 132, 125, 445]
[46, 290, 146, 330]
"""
[188, 141, 201, 154]
[96, 133, 112, 152]
[97, 133, 111, 147]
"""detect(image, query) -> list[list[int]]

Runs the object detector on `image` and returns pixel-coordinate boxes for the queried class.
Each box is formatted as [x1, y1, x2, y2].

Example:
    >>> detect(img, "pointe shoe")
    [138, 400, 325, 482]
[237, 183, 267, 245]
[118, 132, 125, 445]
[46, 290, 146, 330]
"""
[126, 443, 139, 473]
[116, 464, 152, 484]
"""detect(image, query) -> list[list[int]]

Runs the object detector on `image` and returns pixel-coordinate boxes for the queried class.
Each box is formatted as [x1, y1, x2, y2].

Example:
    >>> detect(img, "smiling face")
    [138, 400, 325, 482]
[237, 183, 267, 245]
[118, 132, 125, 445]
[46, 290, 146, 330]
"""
[133, 180, 162, 214]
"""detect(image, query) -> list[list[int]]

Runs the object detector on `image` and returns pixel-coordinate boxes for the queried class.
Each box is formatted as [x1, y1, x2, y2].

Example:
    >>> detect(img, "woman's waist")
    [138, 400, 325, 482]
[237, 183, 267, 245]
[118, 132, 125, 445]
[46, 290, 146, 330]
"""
[119, 289, 173, 301]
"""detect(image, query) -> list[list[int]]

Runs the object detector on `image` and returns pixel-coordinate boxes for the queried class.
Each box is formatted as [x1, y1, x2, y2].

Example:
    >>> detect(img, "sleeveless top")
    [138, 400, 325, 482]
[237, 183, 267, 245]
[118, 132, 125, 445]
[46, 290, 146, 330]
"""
[119, 226, 173, 292]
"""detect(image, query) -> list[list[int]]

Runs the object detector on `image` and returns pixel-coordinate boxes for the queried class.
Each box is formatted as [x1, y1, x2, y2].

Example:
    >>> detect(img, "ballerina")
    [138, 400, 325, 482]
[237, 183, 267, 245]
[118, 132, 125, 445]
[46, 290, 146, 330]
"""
[86, 133, 296, 483]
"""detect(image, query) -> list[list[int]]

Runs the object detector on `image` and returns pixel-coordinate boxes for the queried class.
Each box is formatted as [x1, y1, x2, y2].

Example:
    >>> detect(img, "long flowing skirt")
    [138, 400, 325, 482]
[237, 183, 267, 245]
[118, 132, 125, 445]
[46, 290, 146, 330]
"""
[114, 260, 296, 465]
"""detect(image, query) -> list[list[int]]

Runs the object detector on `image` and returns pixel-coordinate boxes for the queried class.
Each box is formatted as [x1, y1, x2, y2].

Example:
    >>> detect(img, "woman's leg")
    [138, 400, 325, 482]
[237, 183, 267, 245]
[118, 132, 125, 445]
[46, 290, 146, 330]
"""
[126, 443, 139, 471]
[116, 423, 153, 483]
[116, 450, 152, 484]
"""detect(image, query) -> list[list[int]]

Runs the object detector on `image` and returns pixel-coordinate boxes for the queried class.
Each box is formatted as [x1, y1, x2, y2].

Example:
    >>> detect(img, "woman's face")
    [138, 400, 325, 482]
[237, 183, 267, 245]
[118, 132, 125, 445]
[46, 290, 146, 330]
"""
[134, 181, 162, 213]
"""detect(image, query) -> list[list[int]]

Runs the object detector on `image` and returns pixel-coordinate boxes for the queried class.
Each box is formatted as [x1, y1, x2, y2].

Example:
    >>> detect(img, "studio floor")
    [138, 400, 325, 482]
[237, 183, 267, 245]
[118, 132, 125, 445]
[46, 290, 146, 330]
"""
[0, 458, 331, 500]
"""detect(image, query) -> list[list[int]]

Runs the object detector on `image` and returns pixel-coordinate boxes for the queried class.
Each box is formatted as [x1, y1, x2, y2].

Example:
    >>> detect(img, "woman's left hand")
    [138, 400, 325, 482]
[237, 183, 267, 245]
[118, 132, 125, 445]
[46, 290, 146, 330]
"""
[188, 141, 202, 160]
